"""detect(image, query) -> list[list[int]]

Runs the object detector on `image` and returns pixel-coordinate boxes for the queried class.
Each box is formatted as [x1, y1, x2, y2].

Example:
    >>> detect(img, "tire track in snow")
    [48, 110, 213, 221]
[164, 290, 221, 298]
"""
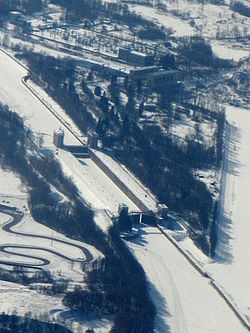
[130, 242, 188, 333]
[0, 205, 94, 269]
[149, 250, 188, 333]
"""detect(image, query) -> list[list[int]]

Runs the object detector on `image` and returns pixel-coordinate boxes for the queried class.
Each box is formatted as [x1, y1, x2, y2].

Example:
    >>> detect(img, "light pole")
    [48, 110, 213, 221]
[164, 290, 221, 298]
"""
[50, 229, 54, 246]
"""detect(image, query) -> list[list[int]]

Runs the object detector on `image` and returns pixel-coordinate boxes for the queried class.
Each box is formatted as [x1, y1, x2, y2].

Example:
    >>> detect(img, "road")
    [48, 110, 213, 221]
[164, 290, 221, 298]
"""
[0, 204, 93, 269]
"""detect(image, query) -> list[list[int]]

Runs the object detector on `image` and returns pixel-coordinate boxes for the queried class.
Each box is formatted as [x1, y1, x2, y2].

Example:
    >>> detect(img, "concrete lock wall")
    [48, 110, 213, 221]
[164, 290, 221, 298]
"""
[88, 149, 150, 213]
[210, 280, 250, 331]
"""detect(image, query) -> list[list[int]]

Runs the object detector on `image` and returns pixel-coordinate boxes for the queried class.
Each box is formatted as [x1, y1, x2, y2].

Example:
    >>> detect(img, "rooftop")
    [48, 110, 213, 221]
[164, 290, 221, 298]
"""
[152, 69, 179, 77]
[130, 66, 159, 73]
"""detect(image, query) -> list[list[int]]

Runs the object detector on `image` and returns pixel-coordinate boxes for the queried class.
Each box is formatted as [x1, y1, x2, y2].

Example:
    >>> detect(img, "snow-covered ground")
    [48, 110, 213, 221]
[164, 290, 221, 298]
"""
[129, 1, 249, 62]
[206, 105, 250, 322]
[0, 280, 112, 332]
[0, 49, 79, 147]
[129, 4, 195, 37]
[160, 0, 250, 39]
[0, 168, 26, 198]
[0, 167, 111, 332]
[211, 41, 249, 61]
[0, 213, 98, 278]
[128, 225, 247, 333]
[0, 191, 101, 281]
[57, 149, 139, 215]
[26, 79, 86, 143]
[178, 105, 250, 326]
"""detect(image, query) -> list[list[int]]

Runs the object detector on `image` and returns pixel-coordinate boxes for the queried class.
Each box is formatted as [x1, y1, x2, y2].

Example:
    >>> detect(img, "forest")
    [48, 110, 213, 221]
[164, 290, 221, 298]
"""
[0, 313, 72, 333]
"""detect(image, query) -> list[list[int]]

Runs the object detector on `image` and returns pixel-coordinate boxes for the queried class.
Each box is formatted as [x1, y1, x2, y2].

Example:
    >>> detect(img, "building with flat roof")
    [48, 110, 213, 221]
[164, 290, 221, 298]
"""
[149, 69, 179, 88]
[130, 66, 179, 90]
[158, 204, 169, 218]
[118, 48, 155, 67]
[10, 12, 31, 31]
[130, 66, 159, 81]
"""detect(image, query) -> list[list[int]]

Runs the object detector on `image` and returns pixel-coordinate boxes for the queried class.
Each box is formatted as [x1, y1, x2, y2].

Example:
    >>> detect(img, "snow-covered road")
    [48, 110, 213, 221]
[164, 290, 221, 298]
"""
[0, 205, 96, 268]
[0, 203, 102, 279]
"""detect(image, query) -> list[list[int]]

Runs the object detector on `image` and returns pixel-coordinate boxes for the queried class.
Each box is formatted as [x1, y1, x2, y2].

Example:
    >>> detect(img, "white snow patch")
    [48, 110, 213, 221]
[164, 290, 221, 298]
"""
[0, 168, 26, 198]
[211, 41, 249, 61]
[129, 4, 195, 37]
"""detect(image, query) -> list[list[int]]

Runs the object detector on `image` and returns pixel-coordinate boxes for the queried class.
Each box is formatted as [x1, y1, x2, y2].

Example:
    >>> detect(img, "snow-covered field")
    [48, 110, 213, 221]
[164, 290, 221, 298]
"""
[178, 105, 250, 326]
[0, 168, 25, 198]
[0, 209, 98, 280]
[206, 105, 250, 322]
[0, 280, 112, 333]
[129, 1, 250, 62]
[129, 4, 195, 37]
[160, 0, 250, 39]
[211, 41, 249, 61]
[0, 167, 101, 280]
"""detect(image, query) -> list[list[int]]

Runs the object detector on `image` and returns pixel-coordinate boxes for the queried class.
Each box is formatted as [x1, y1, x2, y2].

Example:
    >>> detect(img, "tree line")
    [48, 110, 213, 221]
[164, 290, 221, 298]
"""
[0, 312, 72, 333]
[0, 0, 46, 16]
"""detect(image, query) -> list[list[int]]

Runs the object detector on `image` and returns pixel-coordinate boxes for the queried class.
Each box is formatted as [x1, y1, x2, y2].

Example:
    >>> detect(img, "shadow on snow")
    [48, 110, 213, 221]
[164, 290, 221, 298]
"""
[215, 121, 241, 263]
[128, 225, 172, 333]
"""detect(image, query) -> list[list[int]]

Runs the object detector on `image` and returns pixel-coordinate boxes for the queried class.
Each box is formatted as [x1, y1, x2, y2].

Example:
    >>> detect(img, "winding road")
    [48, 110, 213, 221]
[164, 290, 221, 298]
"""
[0, 204, 93, 269]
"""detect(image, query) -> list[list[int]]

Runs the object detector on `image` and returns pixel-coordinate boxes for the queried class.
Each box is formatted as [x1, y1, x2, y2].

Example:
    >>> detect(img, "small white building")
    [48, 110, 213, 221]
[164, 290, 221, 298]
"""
[118, 203, 129, 216]
[53, 129, 64, 148]
[158, 204, 169, 218]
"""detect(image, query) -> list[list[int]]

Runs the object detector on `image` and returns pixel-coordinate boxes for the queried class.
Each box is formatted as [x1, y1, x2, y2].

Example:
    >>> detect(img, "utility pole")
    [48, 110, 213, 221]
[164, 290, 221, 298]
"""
[50, 229, 54, 246]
